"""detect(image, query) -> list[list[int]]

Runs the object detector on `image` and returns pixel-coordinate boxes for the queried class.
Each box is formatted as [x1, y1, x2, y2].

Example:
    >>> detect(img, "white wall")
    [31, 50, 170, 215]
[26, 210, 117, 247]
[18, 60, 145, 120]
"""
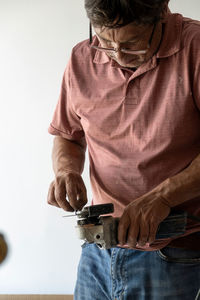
[0, 0, 199, 295]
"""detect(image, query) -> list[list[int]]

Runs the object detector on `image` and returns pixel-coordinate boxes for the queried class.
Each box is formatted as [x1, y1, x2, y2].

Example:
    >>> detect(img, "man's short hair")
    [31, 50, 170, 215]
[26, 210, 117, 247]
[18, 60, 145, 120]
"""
[85, 0, 169, 27]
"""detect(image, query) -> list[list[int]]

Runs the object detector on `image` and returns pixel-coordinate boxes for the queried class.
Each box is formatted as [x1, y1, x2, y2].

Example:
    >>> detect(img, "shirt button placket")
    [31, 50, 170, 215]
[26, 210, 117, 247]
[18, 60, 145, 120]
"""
[124, 78, 139, 105]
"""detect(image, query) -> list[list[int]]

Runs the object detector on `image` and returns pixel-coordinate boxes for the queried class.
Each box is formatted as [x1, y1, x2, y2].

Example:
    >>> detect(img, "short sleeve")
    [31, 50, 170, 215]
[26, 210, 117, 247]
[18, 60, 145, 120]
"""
[48, 59, 85, 141]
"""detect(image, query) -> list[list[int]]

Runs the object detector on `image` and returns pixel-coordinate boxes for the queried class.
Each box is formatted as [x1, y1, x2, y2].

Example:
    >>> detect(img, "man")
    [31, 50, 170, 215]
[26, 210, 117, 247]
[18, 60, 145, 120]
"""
[47, 0, 200, 299]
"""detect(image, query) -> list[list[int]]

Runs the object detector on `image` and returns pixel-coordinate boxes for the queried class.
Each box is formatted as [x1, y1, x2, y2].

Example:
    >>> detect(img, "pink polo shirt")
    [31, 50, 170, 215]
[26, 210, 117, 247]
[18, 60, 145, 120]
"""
[49, 13, 200, 250]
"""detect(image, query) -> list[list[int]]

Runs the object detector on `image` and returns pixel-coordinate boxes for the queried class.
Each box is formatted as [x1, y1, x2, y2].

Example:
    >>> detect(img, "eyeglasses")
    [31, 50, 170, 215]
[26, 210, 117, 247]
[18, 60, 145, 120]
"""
[89, 23, 156, 55]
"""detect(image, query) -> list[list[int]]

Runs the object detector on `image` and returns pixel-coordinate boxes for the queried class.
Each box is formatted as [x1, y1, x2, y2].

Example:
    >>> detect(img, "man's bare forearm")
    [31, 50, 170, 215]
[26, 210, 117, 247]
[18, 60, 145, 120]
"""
[158, 153, 200, 207]
[52, 136, 86, 176]
[118, 153, 200, 248]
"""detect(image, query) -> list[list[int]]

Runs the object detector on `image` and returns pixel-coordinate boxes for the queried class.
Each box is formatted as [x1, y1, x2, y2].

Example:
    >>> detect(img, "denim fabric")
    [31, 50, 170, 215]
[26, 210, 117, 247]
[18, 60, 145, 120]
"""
[74, 243, 200, 300]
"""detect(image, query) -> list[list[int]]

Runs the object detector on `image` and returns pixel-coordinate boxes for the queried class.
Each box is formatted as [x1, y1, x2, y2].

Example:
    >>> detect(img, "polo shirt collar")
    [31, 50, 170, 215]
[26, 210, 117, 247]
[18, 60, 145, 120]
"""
[93, 48, 110, 64]
[92, 36, 110, 64]
[157, 13, 183, 58]
[92, 13, 183, 65]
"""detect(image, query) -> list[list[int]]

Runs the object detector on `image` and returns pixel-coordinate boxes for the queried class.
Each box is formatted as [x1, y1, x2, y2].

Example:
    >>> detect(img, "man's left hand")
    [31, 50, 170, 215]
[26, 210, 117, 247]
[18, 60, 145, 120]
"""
[118, 191, 171, 248]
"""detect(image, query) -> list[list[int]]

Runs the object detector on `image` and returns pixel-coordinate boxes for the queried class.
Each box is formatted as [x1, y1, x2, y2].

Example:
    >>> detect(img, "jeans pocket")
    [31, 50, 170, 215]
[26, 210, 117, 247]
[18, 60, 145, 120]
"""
[157, 247, 200, 264]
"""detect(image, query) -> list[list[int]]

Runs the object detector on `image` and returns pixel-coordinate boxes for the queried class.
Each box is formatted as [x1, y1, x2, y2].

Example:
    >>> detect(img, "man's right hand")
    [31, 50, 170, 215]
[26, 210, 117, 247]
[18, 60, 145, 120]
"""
[47, 172, 88, 211]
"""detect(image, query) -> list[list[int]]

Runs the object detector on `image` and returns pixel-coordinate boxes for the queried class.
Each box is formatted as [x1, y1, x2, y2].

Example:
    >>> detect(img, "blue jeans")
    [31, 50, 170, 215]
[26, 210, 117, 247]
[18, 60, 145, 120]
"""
[74, 243, 200, 300]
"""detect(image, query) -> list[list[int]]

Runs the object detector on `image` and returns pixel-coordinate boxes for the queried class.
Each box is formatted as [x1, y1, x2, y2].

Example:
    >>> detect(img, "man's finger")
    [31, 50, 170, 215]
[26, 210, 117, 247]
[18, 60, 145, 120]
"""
[47, 182, 60, 208]
[127, 222, 139, 248]
[76, 183, 88, 208]
[137, 221, 149, 246]
[76, 192, 87, 208]
[118, 214, 130, 246]
[66, 182, 81, 210]
[55, 181, 74, 211]
[148, 221, 159, 244]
